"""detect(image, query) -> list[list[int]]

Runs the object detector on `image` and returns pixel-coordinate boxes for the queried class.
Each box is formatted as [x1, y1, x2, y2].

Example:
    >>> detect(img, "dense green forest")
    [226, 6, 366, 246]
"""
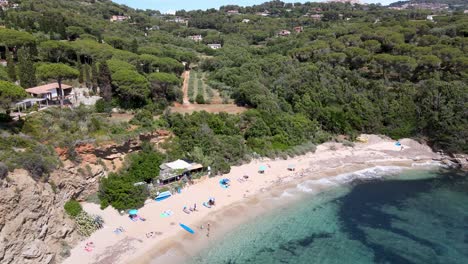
[0, 0, 466, 209]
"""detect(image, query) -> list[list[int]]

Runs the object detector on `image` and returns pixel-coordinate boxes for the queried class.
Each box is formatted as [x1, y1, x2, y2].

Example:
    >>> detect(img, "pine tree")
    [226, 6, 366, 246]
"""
[84, 64, 91, 88]
[130, 39, 138, 53]
[91, 62, 98, 93]
[78, 61, 84, 84]
[5, 49, 16, 82]
[17, 48, 36, 88]
[98, 61, 112, 102]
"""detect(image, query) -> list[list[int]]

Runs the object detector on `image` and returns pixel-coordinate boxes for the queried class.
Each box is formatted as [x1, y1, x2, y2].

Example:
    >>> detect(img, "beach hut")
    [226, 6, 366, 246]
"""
[259, 165, 267, 174]
[287, 164, 296, 171]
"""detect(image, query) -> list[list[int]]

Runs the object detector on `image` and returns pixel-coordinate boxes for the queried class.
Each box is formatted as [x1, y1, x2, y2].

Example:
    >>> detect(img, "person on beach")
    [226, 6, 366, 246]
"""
[194, 203, 197, 211]
[207, 223, 211, 237]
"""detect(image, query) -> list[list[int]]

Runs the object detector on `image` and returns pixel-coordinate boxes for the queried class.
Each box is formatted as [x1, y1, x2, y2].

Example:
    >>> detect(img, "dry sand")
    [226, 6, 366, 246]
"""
[63, 135, 443, 264]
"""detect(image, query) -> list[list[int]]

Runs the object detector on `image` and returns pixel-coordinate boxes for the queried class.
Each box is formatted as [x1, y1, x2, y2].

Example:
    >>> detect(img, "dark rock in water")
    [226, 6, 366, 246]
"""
[451, 154, 468, 171]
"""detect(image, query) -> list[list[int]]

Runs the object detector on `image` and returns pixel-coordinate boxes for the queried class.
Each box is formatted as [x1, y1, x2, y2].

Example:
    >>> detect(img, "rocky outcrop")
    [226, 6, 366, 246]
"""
[0, 170, 80, 264]
[0, 129, 172, 264]
[450, 154, 468, 171]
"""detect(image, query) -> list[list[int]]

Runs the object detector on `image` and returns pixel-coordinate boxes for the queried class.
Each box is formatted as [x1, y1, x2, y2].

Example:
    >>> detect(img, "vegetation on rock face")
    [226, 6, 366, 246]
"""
[64, 199, 83, 217]
[98, 144, 164, 210]
[0, 162, 8, 180]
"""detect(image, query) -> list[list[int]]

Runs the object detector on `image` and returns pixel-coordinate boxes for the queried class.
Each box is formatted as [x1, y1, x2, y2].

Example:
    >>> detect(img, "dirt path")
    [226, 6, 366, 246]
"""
[181, 70, 190, 105]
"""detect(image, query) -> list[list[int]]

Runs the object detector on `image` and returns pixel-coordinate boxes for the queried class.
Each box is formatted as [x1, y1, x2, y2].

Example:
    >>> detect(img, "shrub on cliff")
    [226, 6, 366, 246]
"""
[98, 146, 163, 210]
[0, 162, 8, 180]
[16, 151, 58, 181]
[129, 109, 153, 127]
[64, 199, 83, 217]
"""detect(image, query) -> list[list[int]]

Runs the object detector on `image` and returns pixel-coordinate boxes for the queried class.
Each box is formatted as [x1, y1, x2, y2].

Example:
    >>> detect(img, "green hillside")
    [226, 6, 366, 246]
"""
[0, 0, 466, 211]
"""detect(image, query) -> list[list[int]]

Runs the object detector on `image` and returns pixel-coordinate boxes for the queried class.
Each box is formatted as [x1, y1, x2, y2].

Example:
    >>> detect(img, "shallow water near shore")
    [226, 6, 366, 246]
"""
[187, 168, 468, 264]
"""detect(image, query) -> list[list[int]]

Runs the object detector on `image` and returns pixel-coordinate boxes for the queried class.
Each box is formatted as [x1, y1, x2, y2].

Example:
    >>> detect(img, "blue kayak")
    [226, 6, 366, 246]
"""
[179, 223, 195, 234]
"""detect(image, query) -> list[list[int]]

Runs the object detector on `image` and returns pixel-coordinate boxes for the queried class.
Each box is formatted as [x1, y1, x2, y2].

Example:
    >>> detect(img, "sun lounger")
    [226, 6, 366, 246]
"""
[183, 207, 191, 214]
[203, 202, 211, 208]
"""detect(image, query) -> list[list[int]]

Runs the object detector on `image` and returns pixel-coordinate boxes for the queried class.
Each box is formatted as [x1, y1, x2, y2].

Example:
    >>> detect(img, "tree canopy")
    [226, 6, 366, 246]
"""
[0, 81, 27, 112]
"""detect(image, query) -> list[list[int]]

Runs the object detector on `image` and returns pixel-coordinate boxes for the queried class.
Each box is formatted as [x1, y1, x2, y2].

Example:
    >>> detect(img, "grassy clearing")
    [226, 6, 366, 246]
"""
[188, 71, 196, 103]
[202, 72, 214, 103]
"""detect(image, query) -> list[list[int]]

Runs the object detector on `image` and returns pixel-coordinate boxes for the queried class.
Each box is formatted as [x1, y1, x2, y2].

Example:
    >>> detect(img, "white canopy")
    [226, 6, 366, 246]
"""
[164, 159, 191, 170]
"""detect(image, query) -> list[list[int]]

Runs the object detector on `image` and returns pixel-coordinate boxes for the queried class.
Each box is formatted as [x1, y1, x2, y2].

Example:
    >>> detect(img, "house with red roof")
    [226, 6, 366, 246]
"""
[26, 83, 73, 102]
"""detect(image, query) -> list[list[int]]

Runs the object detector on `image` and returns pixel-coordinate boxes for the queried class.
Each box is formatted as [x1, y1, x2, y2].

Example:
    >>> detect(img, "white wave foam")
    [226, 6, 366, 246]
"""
[295, 166, 404, 193]
[279, 191, 294, 198]
[296, 183, 315, 193]
[333, 166, 403, 184]
[411, 161, 447, 168]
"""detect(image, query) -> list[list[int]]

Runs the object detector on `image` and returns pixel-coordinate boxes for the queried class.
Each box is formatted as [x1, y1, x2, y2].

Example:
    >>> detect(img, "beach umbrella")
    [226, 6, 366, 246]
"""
[128, 209, 138, 215]
[259, 165, 267, 171]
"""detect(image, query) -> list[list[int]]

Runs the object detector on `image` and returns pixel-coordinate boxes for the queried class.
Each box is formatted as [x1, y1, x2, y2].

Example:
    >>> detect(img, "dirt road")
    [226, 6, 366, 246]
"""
[181, 70, 190, 105]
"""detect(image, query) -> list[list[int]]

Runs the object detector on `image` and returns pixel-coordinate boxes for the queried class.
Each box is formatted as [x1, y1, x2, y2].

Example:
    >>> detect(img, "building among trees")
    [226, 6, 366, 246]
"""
[110, 15, 129, 22]
[207, 43, 222, 49]
[25, 83, 73, 102]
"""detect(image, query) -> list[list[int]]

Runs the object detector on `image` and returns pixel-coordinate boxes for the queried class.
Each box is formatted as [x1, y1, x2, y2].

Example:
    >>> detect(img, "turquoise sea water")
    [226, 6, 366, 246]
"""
[190, 168, 468, 264]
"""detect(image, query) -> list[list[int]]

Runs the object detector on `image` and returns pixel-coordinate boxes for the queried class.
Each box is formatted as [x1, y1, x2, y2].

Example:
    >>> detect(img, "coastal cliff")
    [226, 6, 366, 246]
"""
[0, 130, 170, 264]
[0, 169, 82, 264]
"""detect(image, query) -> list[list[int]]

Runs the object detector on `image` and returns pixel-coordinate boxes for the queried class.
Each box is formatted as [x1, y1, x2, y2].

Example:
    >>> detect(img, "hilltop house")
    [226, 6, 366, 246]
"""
[227, 10, 239, 15]
[188, 35, 203, 42]
[159, 159, 203, 184]
[310, 8, 322, 13]
[310, 14, 323, 21]
[207, 44, 222, 50]
[110, 15, 129, 22]
[168, 17, 188, 25]
[256, 11, 270, 17]
[242, 19, 250, 23]
[278, 30, 291, 36]
[294, 26, 304, 33]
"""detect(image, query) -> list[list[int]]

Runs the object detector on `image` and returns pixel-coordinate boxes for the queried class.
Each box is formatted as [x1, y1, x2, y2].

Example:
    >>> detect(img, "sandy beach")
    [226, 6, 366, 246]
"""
[63, 135, 443, 264]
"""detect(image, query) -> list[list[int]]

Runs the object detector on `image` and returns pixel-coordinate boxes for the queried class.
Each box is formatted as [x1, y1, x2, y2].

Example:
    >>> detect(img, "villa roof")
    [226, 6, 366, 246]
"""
[26, 83, 72, 95]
